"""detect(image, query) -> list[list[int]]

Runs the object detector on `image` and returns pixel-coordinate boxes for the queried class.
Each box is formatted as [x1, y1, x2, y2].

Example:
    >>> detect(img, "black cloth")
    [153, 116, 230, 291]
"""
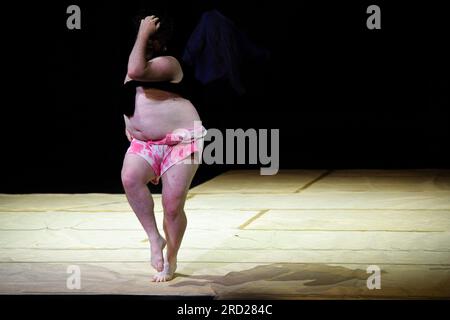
[120, 10, 269, 117]
[182, 9, 270, 95]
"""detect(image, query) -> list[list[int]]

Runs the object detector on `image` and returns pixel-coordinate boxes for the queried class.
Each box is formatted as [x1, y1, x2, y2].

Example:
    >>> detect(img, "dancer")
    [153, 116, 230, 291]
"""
[121, 15, 205, 282]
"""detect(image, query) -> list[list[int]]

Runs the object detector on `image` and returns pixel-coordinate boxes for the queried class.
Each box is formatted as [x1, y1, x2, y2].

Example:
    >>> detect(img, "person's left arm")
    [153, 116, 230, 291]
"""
[127, 16, 182, 82]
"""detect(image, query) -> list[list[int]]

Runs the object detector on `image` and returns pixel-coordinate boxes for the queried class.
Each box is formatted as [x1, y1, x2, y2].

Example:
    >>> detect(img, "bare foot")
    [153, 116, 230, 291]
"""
[152, 256, 177, 282]
[150, 236, 166, 272]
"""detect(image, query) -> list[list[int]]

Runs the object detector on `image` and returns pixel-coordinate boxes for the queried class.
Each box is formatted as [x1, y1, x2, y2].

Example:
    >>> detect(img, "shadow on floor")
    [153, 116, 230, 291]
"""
[171, 263, 379, 288]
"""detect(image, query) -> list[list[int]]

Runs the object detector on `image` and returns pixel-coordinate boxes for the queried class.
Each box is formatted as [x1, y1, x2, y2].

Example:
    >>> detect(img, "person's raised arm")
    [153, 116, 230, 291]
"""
[127, 15, 159, 78]
[127, 15, 181, 82]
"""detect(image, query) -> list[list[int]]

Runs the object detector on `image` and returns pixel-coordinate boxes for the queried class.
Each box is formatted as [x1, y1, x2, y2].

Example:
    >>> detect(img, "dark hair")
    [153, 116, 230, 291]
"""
[133, 12, 174, 55]
[151, 15, 174, 50]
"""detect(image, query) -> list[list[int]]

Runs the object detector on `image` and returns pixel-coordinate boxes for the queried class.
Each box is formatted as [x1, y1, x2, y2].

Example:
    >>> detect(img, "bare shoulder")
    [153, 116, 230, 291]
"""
[151, 55, 179, 63]
[127, 55, 183, 83]
[149, 56, 183, 83]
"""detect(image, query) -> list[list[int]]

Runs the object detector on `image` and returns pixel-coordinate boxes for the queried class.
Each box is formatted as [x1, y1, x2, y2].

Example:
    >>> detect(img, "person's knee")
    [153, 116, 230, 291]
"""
[121, 167, 144, 191]
[162, 195, 185, 219]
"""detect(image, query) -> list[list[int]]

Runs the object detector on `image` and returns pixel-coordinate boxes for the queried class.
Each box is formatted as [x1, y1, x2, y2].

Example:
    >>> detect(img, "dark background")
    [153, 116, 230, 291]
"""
[2, 0, 449, 193]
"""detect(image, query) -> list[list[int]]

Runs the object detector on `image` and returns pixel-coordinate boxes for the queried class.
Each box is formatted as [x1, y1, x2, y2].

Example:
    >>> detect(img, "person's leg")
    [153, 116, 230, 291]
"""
[152, 157, 199, 282]
[121, 153, 166, 272]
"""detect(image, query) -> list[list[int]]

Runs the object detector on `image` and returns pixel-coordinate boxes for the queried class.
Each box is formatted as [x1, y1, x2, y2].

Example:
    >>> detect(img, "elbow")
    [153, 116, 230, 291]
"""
[127, 63, 148, 79]
[127, 68, 144, 80]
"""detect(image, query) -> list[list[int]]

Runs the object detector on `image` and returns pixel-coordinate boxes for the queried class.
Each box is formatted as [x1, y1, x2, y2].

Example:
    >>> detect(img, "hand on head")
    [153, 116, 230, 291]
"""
[139, 15, 160, 38]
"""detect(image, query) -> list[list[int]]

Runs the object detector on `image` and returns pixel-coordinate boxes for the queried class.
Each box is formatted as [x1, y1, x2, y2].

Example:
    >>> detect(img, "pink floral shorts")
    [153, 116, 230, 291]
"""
[126, 126, 206, 185]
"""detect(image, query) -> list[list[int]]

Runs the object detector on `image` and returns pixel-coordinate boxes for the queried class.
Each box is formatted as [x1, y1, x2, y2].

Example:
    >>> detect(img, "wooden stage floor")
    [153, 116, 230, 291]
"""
[1, 170, 449, 299]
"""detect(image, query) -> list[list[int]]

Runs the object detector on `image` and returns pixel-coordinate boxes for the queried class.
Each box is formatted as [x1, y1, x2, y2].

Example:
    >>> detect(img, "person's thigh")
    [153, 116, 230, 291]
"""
[121, 153, 157, 186]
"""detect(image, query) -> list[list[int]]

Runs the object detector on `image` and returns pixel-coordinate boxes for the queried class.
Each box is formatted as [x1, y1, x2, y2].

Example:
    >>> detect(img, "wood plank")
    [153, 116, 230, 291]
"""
[190, 170, 326, 194]
[1, 229, 449, 252]
[309, 170, 450, 192]
[1, 262, 449, 298]
[186, 192, 450, 210]
[0, 229, 238, 250]
[247, 209, 450, 232]
[0, 194, 129, 212]
[0, 210, 257, 230]
[1, 248, 449, 265]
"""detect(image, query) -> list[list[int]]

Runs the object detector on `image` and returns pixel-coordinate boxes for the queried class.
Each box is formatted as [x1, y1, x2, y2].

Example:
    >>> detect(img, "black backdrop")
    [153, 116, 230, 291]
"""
[2, 0, 449, 193]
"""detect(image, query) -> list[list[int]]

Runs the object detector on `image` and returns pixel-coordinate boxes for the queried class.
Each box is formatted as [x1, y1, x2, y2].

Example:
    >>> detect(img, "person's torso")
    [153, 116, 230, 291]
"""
[126, 86, 200, 141]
